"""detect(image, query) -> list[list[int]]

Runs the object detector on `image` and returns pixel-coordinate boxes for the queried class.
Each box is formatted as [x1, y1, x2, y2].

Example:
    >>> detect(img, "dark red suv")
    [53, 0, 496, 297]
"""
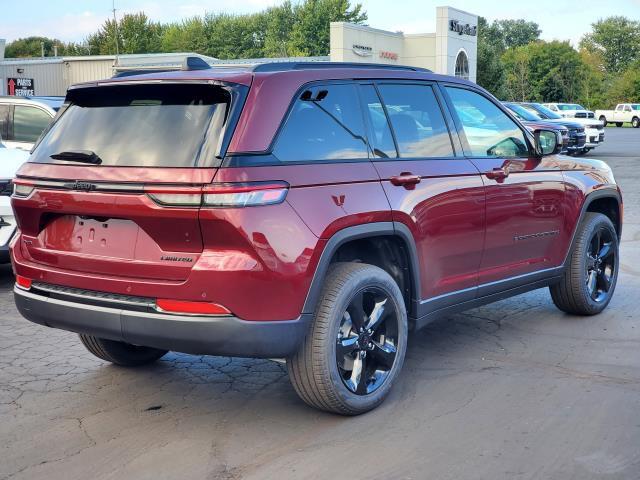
[11, 61, 622, 415]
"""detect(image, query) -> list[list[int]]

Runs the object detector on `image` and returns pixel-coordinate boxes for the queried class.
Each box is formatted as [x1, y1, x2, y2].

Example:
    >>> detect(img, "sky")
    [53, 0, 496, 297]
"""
[1, 0, 639, 46]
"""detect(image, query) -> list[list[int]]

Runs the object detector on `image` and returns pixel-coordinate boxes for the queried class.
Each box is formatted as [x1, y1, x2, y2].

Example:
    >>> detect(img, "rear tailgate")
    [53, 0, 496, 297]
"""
[13, 166, 216, 281]
[11, 80, 247, 283]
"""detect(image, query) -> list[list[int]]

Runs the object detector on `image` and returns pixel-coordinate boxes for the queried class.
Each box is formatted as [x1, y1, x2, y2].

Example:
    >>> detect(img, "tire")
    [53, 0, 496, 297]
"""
[616, 122, 623, 127]
[287, 262, 408, 415]
[550, 212, 619, 315]
[599, 116, 607, 127]
[632, 117, 640, 128]
[79, 334, 168, 366]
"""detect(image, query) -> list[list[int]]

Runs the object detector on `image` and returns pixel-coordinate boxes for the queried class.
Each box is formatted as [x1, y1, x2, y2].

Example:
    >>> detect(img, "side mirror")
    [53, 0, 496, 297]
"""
[534, 129, 562, 156]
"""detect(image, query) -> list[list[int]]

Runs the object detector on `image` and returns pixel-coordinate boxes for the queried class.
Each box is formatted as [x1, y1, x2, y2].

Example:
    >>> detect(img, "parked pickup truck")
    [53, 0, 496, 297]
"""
[595, 104, 640, 128]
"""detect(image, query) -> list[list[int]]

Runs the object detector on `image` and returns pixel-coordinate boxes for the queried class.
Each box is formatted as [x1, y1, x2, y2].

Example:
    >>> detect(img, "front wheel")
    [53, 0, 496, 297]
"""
[288, 263, 408, 415]
[550, 213, 619, 315]
[632, 117, 640, 128]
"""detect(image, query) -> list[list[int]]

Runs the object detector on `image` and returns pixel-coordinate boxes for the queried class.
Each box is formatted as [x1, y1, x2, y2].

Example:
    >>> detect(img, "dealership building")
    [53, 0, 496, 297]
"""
[0, 6, 477, 96]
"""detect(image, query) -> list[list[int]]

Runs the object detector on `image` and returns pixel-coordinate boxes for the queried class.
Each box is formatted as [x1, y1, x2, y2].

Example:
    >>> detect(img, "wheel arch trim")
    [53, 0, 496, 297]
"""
[302, 222, 421, 318]
[563, 188, 622, 268]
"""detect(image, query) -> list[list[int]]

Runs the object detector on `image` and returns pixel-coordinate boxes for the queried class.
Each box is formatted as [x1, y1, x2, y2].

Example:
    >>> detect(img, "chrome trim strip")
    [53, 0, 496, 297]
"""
[31, 283, 154, 309]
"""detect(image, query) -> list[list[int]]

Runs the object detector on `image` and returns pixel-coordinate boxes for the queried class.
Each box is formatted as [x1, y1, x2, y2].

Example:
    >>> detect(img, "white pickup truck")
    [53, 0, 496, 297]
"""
[595, 104, 640, 128]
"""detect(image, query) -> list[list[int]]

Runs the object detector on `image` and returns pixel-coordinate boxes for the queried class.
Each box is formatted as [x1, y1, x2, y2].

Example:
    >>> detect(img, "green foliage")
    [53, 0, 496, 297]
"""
[580, 16, 640, 73]
[4, 36, 81, 57]
[83, 0, 365, 60]
[87, 12, 164, 55]
[476, 16, 540, 98]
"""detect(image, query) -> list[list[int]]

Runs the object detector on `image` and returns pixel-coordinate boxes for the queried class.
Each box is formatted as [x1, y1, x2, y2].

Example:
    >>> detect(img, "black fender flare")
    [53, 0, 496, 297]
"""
[302, 222, 421, 318]
[562, 188, 622, 269]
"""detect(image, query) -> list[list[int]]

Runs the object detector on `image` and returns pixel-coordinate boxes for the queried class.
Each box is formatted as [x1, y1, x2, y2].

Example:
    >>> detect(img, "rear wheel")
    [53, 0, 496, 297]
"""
[79, 334, 168, 366]
[599, 115, 607, 127]
[288, 263, 408, 415]
[632, 117, 640, 128]
[550, 213, 618, 315]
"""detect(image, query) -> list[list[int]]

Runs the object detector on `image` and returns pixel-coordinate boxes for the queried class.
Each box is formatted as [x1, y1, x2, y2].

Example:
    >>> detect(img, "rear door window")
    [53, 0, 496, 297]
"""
[273, 84, 368, 162]
[376, 84, 454, 158]
[30, 83, 233, 167]
[13, 105, 52, 143]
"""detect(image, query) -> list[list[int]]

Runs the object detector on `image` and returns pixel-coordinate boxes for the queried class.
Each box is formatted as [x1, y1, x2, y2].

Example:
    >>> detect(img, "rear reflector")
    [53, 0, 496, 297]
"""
[146, 181, 289, 208]
[155, 299, 231, 316]
[15, 275, 32, 290]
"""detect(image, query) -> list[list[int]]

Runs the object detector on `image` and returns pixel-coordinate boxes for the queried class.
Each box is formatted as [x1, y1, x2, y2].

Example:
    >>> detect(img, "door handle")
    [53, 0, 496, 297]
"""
[390, 172, 421, 190]
[485, 167, 509, 182]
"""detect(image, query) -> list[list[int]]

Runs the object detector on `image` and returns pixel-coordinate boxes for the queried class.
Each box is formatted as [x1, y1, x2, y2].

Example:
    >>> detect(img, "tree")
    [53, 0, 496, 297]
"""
[503, 45, 531, 101]
[288, 0, 367, 56]
[497, 19, 541, 49]
[580, 16, 640, 73]
[476, 17, 506, 97]
[608, 60, 640, 103]
[87, 12, 164, 55]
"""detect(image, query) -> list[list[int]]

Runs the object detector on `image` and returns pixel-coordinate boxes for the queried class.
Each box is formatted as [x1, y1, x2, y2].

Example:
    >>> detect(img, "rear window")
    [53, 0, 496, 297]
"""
[30, 83, 234, 167]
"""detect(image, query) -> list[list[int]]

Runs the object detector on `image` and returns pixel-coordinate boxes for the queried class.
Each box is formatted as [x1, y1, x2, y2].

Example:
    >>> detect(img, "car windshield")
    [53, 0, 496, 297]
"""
[504, 103, 541, 122]
[527, 103, 562, 120]
[558, 104, 585, 110]
[30, 83, 233, 168]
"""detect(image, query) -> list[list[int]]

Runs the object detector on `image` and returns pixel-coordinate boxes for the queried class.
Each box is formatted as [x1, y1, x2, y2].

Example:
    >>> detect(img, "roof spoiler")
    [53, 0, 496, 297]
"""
[181, 56, 211, 71]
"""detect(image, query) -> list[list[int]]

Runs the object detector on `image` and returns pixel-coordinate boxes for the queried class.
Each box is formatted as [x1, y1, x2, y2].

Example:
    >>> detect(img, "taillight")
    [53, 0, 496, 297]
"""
[12, 180, 35, 198]
[15, 275, 32, 290]
[203, 182, 288, 207]
[156, 299, 231, 316]
[145, 186, 203, 207]
[146, 182, 289, 208]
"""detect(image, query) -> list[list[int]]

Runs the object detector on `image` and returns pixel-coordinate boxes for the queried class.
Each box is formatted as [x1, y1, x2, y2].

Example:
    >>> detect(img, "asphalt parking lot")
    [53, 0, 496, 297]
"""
[1, 128, 639, 480]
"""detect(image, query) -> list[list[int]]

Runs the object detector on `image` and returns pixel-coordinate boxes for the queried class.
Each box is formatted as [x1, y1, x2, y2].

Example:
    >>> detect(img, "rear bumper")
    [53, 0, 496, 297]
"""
[14, 286, 311, 358]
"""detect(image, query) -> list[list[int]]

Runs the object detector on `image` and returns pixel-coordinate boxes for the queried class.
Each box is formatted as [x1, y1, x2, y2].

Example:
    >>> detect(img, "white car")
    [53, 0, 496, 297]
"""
[595, 104, 640, 128]
[542, 103, 596, 120]
[0, 139, 30, 262]
[0, 96, 61, 151]
[528, 103, 604, 153]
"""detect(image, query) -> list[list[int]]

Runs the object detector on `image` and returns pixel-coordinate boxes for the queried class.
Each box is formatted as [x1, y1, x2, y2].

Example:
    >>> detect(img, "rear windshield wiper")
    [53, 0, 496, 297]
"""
[50, 150, 102, 165]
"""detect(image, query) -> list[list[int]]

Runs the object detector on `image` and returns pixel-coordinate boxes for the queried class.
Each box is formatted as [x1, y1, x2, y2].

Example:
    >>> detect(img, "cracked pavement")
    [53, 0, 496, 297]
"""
[1, 129, 640, 480]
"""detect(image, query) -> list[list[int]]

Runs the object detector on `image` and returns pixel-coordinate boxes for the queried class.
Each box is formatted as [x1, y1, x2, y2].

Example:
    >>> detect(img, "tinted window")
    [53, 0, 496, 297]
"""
[446, 87, 529, 158]
[0, 105, 9, 141]
[13, 106, 52, 143]
[274, 84, 367, 162]
[30, 84, 231, 167]
[378, 84, 454, 158]
[360, 85, 397, 158]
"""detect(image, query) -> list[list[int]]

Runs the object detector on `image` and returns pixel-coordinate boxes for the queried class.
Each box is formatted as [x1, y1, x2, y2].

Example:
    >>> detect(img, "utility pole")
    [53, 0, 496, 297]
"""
[112, 0, 120, 58]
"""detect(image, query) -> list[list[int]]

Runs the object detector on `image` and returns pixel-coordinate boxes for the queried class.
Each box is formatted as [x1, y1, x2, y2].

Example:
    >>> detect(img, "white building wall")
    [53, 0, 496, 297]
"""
[67, 59, 114, 85]
[330, 6, 477, 81]
[435, 6, 478, 82]
[0, 60, 66, 95]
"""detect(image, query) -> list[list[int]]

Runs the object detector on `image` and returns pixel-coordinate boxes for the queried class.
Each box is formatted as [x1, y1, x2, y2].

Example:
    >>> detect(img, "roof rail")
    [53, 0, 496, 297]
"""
[181, 56, 212, 71]
[251, 62, 432, 73]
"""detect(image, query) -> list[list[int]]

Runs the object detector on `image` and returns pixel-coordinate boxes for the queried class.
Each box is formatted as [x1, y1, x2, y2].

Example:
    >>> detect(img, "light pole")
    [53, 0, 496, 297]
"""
[112, 0, 120, 57]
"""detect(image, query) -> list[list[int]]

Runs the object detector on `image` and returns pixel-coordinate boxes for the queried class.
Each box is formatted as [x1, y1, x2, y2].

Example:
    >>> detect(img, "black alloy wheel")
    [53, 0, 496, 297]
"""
[336, 287, 399, 395]
[585, 226, 616, 303]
